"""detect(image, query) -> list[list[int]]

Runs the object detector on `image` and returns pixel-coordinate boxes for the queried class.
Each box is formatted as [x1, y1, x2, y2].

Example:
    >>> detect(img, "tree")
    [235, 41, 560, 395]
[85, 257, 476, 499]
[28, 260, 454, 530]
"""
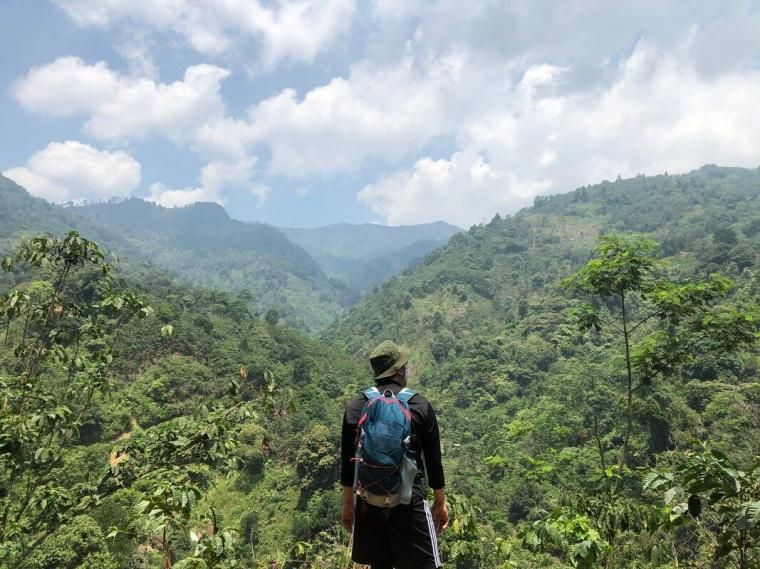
[563, 234, 756, 496]
[0, 233, 268, 568]
[22, 515, 118, 569]
[264, 308, 280, 326]
[295, 425, 336, 491]
[553, 234, 758, 567]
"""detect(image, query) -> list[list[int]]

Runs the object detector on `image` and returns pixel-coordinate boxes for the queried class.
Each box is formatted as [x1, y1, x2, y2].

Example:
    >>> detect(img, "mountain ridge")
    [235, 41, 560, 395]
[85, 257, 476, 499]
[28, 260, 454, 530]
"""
[1, 176, 463, 329]
[280, 220, 462, 293]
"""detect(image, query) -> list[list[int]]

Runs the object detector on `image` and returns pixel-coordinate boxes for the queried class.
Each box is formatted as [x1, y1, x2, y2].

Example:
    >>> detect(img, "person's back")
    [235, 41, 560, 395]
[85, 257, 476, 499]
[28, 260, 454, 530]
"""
[340, 340, 448, 569]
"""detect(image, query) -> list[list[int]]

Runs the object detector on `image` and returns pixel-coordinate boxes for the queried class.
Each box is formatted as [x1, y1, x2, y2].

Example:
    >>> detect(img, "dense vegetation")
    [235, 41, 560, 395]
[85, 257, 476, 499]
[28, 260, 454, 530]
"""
[0, 230, 372, 568]
[326, 165, 760, 567]
[70, 196, 352, 331]
[1, 164, 759, 568]
[1, 175, 459, 331]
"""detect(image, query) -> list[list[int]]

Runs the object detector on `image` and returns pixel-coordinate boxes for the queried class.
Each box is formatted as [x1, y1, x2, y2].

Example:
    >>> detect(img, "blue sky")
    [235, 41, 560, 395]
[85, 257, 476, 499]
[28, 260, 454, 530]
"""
[2, 1, 759, 228]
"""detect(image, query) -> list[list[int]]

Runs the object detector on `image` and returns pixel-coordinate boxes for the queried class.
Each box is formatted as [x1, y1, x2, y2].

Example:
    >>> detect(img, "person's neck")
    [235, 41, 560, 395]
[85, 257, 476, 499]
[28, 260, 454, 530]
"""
[390, 374, 407, 388]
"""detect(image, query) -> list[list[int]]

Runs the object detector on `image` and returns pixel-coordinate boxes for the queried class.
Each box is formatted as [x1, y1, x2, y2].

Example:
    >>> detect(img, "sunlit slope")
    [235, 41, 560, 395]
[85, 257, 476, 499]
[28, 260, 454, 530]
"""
[324, 165, 760, 360]
[322, 164, 760, 536]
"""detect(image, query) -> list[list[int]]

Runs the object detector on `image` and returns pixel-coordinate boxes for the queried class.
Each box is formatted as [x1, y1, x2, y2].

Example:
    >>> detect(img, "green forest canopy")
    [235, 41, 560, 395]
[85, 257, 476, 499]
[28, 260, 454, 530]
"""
[1, 164, 759, 568]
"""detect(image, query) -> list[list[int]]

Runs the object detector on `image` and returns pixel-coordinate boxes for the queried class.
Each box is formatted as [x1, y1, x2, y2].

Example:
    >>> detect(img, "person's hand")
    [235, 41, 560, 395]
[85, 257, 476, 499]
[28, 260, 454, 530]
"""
[431, 500, 449, 533]
[340, 502, 354, 533]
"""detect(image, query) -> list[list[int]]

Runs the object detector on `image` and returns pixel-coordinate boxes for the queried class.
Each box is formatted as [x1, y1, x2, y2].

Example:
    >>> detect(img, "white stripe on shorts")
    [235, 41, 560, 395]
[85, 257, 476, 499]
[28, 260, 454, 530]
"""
[423, 500, 442, 567]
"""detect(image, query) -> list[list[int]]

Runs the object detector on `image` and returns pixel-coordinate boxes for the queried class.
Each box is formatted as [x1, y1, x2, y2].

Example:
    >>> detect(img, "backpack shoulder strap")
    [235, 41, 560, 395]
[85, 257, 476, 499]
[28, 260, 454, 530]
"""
[396, 388, 416, 404]
[363, 387, 381, 400]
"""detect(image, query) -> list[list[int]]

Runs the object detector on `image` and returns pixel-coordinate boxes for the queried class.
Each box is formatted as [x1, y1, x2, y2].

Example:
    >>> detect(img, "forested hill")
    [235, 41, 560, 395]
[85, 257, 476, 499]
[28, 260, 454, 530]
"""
[1, 176, 462, 331]
[326, 165, 760, 355]
[0, 177, 353, 330]
[1, 165, 759, 567]
[323, 165, 760, 565]
[72, 197, 354, 330]
[0, 175, 138, 258]
[0, 228, 371, 568]
[281, 221, 461, 293]
[77, 197, 320, 273]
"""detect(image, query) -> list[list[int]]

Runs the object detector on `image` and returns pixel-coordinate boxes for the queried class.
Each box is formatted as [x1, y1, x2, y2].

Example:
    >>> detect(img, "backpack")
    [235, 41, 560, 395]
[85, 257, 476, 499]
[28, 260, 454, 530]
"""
[354, 387, 418, 507]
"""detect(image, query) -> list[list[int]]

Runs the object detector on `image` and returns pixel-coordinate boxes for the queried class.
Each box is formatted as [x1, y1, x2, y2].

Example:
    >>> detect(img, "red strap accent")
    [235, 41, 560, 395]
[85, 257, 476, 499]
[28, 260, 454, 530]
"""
[375, 398, 412, 420]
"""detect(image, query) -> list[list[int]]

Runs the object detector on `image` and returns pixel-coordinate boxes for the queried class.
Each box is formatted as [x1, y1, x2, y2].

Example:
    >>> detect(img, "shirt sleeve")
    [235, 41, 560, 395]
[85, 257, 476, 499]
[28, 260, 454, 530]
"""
[340, 409, 357, 487]
[421, 401, 445, 490]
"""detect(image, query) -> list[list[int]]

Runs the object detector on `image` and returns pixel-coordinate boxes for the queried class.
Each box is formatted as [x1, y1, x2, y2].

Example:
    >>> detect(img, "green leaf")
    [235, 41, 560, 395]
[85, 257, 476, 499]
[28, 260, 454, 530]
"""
[664, 486, 684, 504]
[736, 501, 760, 530]
[604, 465, 621, 479]
[669, 502, 688, 523]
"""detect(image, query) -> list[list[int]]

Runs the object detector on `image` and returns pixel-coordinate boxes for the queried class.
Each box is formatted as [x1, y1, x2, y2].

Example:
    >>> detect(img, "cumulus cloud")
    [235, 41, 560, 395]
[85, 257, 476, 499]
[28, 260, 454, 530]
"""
[147, 183, 215, 208]
[14, 2, 760, 222]
[147, 157, 265, 208]
[115, 32, 159, 79]
[12, 57, 230, 144]
[359, 151, 550, 227]
[247, 51, 486, 177]
[192, 117, 257, 161]
[370, 1, 760, 87]
[358, 39, 760, 226]
[53, 0, 356, 70]
[4, 141, 141, 203]
[12, 57, 120, 117]
[12, 57, 264, 208]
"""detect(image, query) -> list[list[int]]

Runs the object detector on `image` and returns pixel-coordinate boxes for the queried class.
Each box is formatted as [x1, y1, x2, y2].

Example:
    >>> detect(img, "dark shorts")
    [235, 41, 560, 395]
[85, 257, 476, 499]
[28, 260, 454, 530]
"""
[352, 494, 442, 569]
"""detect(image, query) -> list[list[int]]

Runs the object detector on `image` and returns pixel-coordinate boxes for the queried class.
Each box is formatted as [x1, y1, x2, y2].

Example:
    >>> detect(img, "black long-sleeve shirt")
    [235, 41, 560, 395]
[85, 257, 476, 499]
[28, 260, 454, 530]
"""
[340, 381, 445, 490]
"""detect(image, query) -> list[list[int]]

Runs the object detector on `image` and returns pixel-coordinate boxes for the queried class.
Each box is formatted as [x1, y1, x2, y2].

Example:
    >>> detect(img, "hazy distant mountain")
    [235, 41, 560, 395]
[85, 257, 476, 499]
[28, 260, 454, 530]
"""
[1, 178, 461, 330]
[0, 180, 350, 330]
[280, 222, 461, 293]
[72, 198, 356, 330]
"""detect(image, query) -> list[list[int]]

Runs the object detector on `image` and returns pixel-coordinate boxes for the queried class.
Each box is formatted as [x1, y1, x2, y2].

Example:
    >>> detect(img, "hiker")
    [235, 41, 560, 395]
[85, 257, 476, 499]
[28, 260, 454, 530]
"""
[340, 340, 448, 569]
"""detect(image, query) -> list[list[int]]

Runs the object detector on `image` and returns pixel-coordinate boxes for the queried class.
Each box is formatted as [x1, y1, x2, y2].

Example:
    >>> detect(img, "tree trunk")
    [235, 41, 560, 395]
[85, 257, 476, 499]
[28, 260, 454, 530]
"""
[613, 288, 634, 496]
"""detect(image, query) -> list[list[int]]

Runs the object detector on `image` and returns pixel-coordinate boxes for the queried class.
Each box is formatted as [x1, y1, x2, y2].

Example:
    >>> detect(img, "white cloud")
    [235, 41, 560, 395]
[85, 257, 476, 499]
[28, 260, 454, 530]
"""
[12, 57, 120, 117]
[12, 57, 230, 144]
[369, 1, 760, 86]
[2, 169, 70, 203]
[147, 183, 216, 208]
[4, 141, 141, 203]
[247, 53, 474, 177]
[248, 184, 272, 203]
[192, 117, 257, 161]
[53, 0, 356, 69]
[358, 39, 760, 225]
[12, 58, 265, 209]
[147, 157, 265, 207]
[200, 158, 257, 191]
[14, 2, 760, 227]
[115, 31, 159, 79]
[359, 151, 550, 227]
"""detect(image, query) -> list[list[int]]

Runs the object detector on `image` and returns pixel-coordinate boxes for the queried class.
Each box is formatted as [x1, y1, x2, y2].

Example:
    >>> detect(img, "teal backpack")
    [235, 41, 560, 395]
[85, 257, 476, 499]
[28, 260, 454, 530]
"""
[353, 387, 418, 507]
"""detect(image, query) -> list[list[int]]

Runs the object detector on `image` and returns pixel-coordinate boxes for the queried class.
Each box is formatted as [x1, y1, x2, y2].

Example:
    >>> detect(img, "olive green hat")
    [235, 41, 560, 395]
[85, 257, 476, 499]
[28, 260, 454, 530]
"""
[369, 340, 411, 380]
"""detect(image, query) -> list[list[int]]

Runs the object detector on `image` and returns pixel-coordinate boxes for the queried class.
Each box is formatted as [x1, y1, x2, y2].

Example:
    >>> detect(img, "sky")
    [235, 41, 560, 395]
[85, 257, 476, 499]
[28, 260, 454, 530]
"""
[1, 1, 759, 228]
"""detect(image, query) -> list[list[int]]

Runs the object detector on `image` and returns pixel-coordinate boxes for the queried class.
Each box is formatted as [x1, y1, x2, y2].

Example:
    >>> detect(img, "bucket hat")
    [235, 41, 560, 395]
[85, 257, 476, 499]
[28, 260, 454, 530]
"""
[369, 340, 411, 380]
